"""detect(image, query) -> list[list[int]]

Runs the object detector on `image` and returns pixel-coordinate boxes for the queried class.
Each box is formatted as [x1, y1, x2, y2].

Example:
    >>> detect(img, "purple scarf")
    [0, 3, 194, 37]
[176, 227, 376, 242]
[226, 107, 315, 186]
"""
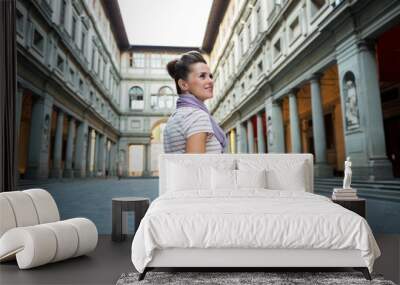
[176, 93, 227, 151]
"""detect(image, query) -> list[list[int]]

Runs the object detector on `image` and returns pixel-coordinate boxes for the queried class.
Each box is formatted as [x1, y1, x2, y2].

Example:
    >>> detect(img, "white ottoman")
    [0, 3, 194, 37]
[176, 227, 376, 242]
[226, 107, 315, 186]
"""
[0, 189, 98, 269]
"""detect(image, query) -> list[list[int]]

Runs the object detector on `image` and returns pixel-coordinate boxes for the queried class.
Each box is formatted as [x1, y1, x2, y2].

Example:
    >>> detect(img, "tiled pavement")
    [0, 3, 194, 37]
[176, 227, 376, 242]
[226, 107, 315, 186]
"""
[30, 177, 160, 234]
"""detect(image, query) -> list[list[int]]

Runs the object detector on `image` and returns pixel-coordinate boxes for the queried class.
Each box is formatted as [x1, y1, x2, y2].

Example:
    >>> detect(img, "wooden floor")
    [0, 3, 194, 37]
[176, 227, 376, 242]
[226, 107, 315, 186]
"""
[0, 234, 399, 285]
[0, 235, 134, 285]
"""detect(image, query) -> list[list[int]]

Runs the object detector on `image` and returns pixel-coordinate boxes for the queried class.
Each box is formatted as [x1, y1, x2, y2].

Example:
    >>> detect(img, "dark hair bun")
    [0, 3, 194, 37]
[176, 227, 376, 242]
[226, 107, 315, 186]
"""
[166, 59, 178, 79]
[166, 51, 207, 94]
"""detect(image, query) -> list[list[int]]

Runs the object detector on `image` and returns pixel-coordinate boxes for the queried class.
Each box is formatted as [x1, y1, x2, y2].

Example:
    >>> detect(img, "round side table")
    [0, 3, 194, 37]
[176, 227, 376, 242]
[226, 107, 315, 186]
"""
[112, 197, 150, 242]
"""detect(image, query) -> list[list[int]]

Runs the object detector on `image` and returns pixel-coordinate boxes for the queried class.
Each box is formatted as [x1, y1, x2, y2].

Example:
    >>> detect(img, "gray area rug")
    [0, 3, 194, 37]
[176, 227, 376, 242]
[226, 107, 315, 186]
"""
[116, 271, 396, 285]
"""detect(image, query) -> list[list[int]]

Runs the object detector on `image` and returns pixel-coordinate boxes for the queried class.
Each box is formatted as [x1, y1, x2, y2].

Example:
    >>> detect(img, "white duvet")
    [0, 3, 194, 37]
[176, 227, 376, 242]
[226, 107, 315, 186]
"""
[131, 189, 380, 273]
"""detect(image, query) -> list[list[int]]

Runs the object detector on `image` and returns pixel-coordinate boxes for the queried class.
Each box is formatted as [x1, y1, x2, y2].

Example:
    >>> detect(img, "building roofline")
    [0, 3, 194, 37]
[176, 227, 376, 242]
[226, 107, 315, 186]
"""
[101, 0, 130, 50]
[128, 45, 204, 53]
[201, 0, 230, 54]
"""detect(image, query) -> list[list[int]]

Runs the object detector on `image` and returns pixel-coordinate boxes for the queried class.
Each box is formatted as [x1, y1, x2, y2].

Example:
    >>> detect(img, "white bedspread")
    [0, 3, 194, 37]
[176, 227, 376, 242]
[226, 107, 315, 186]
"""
[131, 190, 380, 273]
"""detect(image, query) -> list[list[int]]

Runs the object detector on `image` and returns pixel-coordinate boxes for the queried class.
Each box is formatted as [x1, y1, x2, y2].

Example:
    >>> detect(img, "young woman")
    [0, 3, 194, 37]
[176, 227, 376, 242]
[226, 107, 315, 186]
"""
[163, 51, 227, 153]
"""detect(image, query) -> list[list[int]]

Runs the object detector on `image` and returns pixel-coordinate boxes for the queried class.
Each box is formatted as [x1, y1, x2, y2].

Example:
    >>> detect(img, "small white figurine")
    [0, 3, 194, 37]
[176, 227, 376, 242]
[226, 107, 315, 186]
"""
[343, 156, 352, 189]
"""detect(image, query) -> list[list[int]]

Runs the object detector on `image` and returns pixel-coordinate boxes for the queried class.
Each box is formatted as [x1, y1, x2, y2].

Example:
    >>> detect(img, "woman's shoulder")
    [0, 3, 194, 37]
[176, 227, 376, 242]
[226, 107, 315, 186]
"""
[173, 107, 209, 120]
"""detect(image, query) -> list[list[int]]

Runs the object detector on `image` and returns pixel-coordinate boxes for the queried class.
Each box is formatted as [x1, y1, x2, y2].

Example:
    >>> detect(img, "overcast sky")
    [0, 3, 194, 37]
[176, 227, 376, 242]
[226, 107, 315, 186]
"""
[118, 0, 213, 47]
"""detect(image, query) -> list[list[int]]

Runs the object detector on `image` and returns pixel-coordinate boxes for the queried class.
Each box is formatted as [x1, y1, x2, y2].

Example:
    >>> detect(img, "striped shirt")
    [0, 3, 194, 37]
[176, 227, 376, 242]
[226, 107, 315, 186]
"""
[163, 107, 224, 153]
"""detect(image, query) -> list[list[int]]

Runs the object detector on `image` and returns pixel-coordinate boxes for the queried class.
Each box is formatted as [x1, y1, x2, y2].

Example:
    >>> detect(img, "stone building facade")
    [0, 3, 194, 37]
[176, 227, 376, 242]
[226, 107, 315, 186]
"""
[15, 0, 199, 179]
[203, 0, 400, 179]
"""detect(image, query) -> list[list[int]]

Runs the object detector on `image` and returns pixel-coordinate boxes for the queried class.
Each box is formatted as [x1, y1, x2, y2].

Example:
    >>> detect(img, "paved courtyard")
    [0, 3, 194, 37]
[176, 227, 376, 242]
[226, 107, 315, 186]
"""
[30, 177, 159, 234]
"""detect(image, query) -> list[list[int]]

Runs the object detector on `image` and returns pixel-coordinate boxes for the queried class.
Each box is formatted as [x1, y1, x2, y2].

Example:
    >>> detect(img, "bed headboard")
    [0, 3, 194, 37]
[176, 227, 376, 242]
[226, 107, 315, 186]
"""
[158, 153, 314, 195]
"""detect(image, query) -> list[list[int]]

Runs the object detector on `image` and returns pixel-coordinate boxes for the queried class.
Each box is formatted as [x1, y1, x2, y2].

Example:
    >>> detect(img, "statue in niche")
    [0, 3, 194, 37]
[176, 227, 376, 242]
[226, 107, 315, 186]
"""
[267, 115, 274, 146]
[42, 114, 50, 152]
[344, 78, 360, 130]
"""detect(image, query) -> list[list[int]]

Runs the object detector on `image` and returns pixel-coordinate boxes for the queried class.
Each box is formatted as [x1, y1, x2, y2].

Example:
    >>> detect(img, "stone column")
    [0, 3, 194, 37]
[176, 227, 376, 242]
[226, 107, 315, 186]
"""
[310, 74, 332, 177]
[16, 87, 23, 140]
[265, 97, 285, 153]
[235, 121, 248, 153]
[336, 40, 392, 179]
[74, 120, 88, 177]
[109, 143, 116, 176]
[25, 94, 53, 179]
[50, 110, 64, 178]
[247, 119, 255, 153]
[86, 128, 93, 176]
[97, 134, 106, 176]
[142, 144, 151, 177]
[119, 141, 129, 177]
[289, 90, 302, 153]
[226, 133, 231, 153]
[93, 131, 99, 175]
[230, 129, 236, 153]
[63, 117, 76, 178]
[104, 140, 111, 176]
[256, 112, 266, 153]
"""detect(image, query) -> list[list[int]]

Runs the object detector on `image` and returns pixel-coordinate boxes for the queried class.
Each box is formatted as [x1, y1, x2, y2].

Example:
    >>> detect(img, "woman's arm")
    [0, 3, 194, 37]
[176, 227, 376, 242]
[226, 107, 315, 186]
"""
[186, 132, 208, 153]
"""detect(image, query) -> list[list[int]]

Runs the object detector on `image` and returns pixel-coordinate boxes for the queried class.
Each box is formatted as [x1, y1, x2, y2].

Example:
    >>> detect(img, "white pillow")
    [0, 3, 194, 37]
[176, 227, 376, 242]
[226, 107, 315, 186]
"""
[211, 168, 236, 190]
[211, 168, 267, 190]
[167, 161, 210, 191]
[236, 169, 267, 189]
[237, 158, 307, 191]
[167, 159, 236, 192]
[266, 164, 306, 191]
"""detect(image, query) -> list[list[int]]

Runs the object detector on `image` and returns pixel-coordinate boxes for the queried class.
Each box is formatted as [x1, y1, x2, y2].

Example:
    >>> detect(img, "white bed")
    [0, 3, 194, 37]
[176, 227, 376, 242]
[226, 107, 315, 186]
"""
[131, 154, 380, 281]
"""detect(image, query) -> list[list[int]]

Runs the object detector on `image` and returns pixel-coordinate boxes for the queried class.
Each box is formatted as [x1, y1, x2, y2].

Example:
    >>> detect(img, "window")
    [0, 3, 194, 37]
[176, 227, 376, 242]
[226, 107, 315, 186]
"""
[273, 38, 281, 59]
[151, 95, 158, 109]
[60, 0, 67, 27]
[161, 54, 172, 67]
[16, 9, 24, 35]
[129, 86, 144, 110]
[91, 48, 95, 70]
[231, 51, 235, 73]
[97, 56, 101, 75]
[102, 60, 106, 82]
[69, 68, 75, 85]
[81, 28, 87, 53]
[247, 22, 252, 44]
[257, 60, 263, 74]
[239, 31, 244, 57]
[256, 7, 262, 34]
[289, 16, 301, 43]
[56, 54, 64, 72]
[79, 78, 84, 93]
[158, 86, 174, 109]
[71, 15, 77, 42]
[150, 54, 162, 68]
[133, 53, 145, 68]
[32, 28, 44, 54]
[129, 52, 133, 67]
[310, 0, 326, 18]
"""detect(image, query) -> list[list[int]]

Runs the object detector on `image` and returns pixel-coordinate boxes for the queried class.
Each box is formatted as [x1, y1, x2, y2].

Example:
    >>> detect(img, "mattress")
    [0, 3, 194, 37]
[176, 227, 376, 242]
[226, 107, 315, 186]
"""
[131, 189, 380, 273]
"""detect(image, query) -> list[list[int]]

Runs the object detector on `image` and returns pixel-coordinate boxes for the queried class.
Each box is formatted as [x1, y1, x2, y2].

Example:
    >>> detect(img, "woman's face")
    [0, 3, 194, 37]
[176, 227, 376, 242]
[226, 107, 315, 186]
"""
[179, 62, 214, 101]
